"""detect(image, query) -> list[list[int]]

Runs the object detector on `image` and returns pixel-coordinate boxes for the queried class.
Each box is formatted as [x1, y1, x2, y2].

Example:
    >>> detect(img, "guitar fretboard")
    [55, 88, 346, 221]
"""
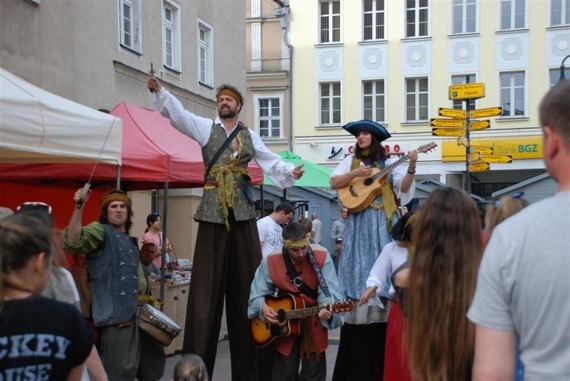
[284, 305, 322, 320]
[371, 153, 411, 181]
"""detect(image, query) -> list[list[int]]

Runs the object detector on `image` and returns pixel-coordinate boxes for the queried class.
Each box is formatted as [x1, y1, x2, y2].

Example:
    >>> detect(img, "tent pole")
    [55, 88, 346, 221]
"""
[116, 166, 121, 189]
[158, 181, 169, 307]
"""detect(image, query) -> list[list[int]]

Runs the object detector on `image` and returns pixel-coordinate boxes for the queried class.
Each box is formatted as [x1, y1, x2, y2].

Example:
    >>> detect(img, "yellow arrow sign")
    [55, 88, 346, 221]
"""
[469, 119, 491, 131]
[469, 152, 481, 162]
[481, 154, 513, 163]
[432, 128, 465, 137]
[449, 83, 485, 100]
[430, 118, 466, 127]
[469, 161, 490, 172]
[470, 145, 494, 155]
[439, 108, 466, 118]
[469, 107, 503, 118]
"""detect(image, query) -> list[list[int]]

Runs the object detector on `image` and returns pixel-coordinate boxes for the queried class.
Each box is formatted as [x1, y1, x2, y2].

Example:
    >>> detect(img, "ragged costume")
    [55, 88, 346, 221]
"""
[154, 87, 297, 380]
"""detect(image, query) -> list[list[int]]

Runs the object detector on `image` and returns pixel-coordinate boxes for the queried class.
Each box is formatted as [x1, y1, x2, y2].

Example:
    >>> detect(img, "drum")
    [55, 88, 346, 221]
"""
[138, 304, 181, 346]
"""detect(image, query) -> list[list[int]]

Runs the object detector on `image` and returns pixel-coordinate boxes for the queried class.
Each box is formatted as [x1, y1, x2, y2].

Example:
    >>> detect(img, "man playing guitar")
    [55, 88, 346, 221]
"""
[248, 222, 345, 381]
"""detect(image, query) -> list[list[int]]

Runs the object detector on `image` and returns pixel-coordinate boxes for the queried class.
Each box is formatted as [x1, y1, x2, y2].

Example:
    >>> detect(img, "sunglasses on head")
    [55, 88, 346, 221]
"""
[16, 201, 53, 215]
[493, 192, 524, 207]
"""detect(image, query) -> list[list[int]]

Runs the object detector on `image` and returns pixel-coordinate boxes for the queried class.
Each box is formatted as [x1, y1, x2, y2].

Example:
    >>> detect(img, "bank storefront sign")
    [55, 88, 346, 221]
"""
[442, 137, 542, 162]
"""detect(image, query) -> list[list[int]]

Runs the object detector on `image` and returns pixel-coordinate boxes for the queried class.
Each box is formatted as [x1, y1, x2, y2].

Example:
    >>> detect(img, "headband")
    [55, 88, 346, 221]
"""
[101, 192, 131, 212]
[217, 88, 241, 104]
[283, 233, 311, 249]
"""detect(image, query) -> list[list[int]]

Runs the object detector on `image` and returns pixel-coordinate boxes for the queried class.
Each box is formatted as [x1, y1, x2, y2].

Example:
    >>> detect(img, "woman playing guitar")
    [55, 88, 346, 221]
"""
[329, 120, 417, 381]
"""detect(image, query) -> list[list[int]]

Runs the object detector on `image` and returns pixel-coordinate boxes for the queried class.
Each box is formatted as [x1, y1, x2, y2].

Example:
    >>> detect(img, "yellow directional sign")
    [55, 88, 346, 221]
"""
[439, 108, 466, 118]
[470, 145, 494, 155]
[469, 152, 481, 162]
[432, 128, 465, 137]
[457, 136, 468, 147]
[449, 83, 485, 100]
[469, 119, 491, 131]
[430, 118, 466, 127]
[481, 154, 513, 163]
[469, 107, 502, 118]
[469, 161, 490, 172]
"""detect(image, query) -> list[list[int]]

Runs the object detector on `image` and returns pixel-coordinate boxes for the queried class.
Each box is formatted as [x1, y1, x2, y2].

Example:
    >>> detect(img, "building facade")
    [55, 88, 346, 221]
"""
[0, 0, 247, 261]
[245, 0, 292, 153]
[286, 0, 569, 197]
[0, 0, 246, 115]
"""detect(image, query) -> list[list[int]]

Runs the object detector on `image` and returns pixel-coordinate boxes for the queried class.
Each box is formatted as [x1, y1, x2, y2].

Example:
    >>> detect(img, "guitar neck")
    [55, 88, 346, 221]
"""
[283, 305, 323, 320]
[373, 153, 411, 180]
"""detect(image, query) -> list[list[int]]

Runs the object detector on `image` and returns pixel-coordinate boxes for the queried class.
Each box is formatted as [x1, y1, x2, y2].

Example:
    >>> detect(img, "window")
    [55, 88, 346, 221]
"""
[163, 1, 181, 71]
[363, 0, 385, 40]
[551, 0, 569, 26]
[406, 0, 429, 38]
[362, 80, 385, 121]
[119, 0, 141, 52]
[405, 77, 429, 122]
[500, 0, 525, 30]
[452, 74, 476, 110]
[500, 72, 525, 117]
[452, 0, 476, 34]
[256, 96, 282, 138]
[320, 0, 341, 43]
[549, 68, 570, 86]
[198, 21, 213, 87]
[320, 82, 342, 125]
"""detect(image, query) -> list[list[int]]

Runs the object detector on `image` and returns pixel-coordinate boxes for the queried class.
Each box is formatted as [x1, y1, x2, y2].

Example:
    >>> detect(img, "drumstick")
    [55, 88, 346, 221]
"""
[159, 289, 187, 306]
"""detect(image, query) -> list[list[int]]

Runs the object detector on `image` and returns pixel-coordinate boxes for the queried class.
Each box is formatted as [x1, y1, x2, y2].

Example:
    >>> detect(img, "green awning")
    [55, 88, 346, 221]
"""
[264, 150, 333, 188]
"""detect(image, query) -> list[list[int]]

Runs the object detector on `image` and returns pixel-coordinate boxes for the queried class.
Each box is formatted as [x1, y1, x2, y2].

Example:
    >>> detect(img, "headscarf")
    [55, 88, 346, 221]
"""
[101, 192, 131, 212]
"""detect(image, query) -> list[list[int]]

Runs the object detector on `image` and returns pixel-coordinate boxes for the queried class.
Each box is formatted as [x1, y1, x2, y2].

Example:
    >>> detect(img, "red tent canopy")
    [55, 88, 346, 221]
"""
[0, 102, 263, 190]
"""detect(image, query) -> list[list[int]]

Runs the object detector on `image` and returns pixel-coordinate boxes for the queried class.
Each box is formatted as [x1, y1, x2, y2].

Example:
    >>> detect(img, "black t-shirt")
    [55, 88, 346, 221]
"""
[0, 295, 93, 380]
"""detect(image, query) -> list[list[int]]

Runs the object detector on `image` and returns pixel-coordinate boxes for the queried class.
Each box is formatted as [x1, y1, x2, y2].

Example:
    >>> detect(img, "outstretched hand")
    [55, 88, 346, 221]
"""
[147, 76, 162, 93]
[292, 164, 305, 180]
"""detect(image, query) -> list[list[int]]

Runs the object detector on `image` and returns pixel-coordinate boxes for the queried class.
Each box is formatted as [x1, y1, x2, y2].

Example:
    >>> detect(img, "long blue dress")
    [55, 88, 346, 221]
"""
[331, 153, 414, 381]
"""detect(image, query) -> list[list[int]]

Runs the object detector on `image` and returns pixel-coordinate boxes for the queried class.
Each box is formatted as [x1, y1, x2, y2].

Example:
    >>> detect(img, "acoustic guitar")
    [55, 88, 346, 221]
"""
[338, 142, 437, 213]
[250, 293, 354, 347]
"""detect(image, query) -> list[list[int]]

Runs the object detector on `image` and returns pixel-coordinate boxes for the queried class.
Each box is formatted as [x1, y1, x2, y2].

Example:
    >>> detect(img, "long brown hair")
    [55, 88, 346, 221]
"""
[406, 187, 483, 381]
[0, 214, 55, 309]
[354, 133, 386, 163]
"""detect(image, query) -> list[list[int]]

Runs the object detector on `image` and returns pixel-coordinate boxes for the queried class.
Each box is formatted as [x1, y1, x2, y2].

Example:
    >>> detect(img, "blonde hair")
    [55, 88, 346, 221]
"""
[485, 196, 529, 244]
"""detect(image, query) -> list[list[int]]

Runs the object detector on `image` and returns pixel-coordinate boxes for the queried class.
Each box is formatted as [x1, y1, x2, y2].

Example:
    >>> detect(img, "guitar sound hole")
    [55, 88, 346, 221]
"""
[364, 178, 373, 186]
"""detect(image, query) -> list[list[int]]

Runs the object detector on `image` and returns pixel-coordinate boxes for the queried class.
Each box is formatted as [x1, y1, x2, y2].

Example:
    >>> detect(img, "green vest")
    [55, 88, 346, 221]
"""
[195, 123, 256, 224]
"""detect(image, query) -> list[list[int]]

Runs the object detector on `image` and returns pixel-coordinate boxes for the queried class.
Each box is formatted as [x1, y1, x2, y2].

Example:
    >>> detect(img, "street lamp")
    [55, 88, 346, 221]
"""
[559, 54, 570, 83]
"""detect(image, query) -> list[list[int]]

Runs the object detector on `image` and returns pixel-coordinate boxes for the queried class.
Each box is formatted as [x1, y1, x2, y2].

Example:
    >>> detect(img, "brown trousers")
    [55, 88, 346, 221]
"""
[183, 213, 261, 380]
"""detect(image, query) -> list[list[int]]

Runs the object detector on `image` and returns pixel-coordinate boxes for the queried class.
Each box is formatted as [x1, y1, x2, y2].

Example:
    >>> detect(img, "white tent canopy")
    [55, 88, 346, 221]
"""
[0, 67, 122, 164]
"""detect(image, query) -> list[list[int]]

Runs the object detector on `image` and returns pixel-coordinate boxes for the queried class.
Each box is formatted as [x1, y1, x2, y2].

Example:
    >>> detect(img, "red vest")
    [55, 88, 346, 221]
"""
[267, 246, 329, 356]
